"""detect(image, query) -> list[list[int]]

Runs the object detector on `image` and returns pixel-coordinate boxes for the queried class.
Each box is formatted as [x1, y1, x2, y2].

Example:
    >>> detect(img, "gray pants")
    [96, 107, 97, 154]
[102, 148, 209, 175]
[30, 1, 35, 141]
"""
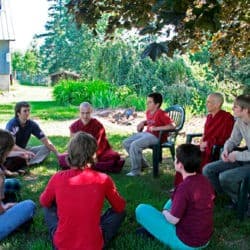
[203, 160, 250, 202]
[27, 145, 50, 165]
[123, 132, 159, 174]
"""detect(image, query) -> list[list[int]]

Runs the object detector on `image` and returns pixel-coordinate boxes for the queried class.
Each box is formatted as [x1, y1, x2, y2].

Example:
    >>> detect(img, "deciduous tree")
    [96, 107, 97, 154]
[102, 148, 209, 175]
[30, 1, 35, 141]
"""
[66, 0, 249, 59]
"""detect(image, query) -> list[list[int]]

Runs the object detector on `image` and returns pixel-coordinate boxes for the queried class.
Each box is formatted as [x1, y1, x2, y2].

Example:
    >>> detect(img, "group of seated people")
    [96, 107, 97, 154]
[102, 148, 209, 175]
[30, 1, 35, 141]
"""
[0, 92, 249, 250]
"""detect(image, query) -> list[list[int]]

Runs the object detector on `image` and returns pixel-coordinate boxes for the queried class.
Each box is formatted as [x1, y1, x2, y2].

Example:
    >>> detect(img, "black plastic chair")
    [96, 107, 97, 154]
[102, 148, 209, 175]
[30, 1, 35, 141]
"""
[151, 105, 185, 177]
[186, 133, 223, 161]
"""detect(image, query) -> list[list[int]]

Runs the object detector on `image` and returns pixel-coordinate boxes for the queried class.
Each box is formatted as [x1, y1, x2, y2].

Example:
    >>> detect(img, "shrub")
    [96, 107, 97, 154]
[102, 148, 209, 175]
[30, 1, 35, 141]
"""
[53, 80, 88, 105]
[53, 79, 146, 110]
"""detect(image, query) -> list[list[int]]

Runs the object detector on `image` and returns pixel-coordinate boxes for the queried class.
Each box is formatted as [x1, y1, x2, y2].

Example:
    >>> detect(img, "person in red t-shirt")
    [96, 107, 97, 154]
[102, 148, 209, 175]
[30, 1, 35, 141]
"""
[136, 144, 215, 249]
[123, 92, 175, 176]
[58, 102, 125, 173]
[174, 92, 234, 186]
[40, 132, 126, 250]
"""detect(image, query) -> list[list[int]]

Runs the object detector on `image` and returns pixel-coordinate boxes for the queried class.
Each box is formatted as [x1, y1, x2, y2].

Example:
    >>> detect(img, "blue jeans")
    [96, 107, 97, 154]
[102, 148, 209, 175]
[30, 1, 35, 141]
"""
[203, 160, 250, 202]
[0, 200, 36, 240]
[43, 206, 126, 250]
[136, 200, 209, 250]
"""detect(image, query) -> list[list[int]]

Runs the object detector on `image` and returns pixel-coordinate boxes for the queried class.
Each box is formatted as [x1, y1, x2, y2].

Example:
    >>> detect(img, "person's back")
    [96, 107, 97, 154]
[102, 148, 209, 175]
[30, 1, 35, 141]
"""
[173, 174, 214, 246]
[136, 144, 215, 249]
[40, 132, 126, 250]
[41, 168, 124, 249]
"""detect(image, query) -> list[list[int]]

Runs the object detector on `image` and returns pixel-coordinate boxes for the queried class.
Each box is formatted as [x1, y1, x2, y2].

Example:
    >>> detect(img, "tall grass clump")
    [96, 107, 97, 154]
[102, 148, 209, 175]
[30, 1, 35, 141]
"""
[53, 79, 145, 110]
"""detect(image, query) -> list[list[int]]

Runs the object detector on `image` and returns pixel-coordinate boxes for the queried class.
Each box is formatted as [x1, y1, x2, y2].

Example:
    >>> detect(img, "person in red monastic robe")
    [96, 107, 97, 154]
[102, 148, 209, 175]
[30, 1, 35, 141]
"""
[58, 102, 124, 173]
[174, 93, 234, 187]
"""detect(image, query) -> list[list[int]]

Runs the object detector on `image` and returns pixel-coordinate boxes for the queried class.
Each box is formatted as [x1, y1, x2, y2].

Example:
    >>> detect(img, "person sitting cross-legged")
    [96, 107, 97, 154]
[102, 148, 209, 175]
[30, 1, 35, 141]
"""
[4, 101, 58, 176]
[123, 92, 175, 176]
[203, 94, 250, 210]
[58, 102, 125, 173]
[40, 132, 126, 250]
[0, 129, 36, 241]
[136, 144, 215, 250]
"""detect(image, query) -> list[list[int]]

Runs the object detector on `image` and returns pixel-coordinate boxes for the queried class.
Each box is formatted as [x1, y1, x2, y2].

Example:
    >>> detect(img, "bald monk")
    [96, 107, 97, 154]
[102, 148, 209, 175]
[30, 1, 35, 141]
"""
[174, 93, 234, 186]
[58, 102, 124, 173]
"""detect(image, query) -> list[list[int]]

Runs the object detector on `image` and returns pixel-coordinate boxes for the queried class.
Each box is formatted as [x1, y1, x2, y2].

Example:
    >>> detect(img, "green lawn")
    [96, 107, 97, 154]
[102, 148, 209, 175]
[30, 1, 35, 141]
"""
[0, 102, 250, 250]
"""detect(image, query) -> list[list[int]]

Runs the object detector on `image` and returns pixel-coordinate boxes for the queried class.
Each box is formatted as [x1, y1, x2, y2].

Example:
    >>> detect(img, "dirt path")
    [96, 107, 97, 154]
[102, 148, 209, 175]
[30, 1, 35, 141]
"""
[0, 83, 205, 137]
[0, 83, 143, 135]
[0, 84, 53, 103]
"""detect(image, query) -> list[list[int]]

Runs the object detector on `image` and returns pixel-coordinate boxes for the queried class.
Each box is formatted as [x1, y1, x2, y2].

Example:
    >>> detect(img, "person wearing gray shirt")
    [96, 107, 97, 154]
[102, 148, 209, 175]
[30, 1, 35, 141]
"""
[203, 94, 250, 207]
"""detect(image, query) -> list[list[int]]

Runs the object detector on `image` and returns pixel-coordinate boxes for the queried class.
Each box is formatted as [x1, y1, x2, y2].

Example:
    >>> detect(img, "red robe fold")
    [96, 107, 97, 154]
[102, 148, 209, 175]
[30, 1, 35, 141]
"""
[70, 118, 113, 159]
[201, 110, 234, 167]
[58, 118, 124, 173]
[174, 110, 234, 187]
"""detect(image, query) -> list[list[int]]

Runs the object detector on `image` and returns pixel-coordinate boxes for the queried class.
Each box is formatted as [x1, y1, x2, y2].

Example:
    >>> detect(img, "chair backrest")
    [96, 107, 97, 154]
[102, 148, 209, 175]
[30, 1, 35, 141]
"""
[165, 105, 185, 132]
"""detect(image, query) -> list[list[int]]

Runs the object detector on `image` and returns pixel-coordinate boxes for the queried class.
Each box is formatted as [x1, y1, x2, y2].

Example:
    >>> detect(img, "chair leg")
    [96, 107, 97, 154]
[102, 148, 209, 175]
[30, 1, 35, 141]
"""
[170, 145, 175, 161]
[152, 145, 160, 178]
[159, 147, 162, 163]
[237, 178, 249, 221]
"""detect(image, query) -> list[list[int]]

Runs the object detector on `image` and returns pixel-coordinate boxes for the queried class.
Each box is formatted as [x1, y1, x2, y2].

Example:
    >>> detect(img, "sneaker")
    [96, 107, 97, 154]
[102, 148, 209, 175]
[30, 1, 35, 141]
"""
[126, 172, 140, 177]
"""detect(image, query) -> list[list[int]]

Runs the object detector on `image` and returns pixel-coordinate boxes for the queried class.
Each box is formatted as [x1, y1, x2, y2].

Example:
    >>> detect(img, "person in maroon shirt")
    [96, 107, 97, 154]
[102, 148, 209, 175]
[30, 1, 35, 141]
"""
[136, 144, 215, 249]
[40, 132, 126, 250]
[174, 93, 234, 186]
[58, 102, 124, 173]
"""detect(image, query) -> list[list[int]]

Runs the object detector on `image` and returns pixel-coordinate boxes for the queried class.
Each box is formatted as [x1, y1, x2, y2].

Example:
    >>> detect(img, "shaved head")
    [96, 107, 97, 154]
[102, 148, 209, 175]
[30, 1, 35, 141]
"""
[80, 102, 92, 110]
[209, 93, 224, 107]
[79, 102, 93, 125]
[206, 92, 224, 115]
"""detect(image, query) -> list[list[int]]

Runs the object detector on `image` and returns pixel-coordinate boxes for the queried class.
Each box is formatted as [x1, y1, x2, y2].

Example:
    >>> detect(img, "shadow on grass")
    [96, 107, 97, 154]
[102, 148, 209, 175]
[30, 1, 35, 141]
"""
[2, 135, 250, 250]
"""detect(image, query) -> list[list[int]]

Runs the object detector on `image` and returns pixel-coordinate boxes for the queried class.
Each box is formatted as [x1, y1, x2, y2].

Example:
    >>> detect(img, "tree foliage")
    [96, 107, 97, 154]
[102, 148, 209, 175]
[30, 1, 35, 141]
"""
[40, 0, 95, 74]
[66, 0, 250, 58]
[12, 47, 41, 81]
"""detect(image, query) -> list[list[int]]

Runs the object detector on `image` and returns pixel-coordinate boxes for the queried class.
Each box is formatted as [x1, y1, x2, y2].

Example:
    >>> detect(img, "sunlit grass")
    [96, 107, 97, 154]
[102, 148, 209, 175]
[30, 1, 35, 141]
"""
[0, 99, 249, 250]
[0, 102, 78, 123]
